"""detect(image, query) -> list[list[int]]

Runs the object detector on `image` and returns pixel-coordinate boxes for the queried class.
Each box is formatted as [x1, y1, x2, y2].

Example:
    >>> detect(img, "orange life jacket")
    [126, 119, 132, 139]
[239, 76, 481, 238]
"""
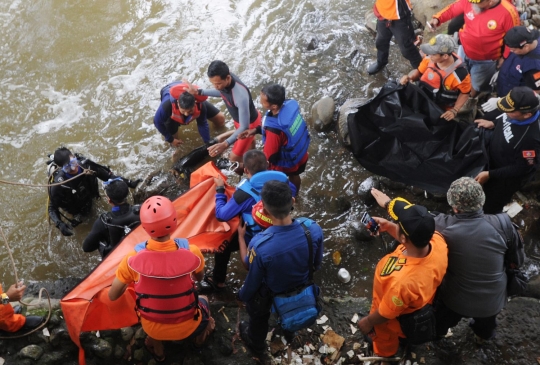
[168, 83, 208, 125]
[419, 54, 466, 108]
[0, 284, 26, 332]
[128, 243, 201, 324]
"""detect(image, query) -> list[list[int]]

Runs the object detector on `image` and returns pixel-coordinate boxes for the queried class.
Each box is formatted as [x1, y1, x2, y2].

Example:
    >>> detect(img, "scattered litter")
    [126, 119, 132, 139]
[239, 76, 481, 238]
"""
[218, 306, 229, 322]
[316, 315, 328, 324]
[347, 350, 355, 358]
[405, 361, 412, 365]
[281, 336, 288, 346]
[96, 331, 100, 338]
[420, 357, 425, 363]
[350, 324, 358, 334]
[322, 325, 332, 332]
[332, 251, 342, 265]
[307, 328, 313, 332]
[503, 201, 523, 218]
[302, 354, 314, 364]
[351, 313, 359, 323]
[266, 331, 273, 342]
[445, 329, 453, 338]
[322, 330, 345, 351]
[42, 327, 50, 337]
[411, 352, 416, 359]
[0, 357, 4, 365]
[353, 342, 361, 350]
[308, 343, 316, 351]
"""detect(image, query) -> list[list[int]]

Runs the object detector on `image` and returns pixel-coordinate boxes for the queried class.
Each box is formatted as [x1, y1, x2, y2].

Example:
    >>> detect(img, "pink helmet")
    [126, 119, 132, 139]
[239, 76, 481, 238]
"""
[140, 196, 177, 237]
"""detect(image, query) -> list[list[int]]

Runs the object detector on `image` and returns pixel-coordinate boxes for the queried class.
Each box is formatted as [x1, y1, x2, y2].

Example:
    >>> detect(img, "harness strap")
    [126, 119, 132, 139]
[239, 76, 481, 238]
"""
[136, 287, 194, 300]
[138, 300, 198, 315]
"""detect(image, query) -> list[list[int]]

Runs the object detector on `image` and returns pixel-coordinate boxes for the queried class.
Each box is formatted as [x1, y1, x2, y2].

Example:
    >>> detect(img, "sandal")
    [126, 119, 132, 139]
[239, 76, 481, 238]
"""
[200, 273, 227, 293]
[144, 337, 166, 363]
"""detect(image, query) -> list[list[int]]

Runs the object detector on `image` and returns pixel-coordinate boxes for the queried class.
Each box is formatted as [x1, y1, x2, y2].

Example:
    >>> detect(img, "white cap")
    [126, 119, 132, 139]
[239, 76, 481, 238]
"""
[338, 268, 351, 283]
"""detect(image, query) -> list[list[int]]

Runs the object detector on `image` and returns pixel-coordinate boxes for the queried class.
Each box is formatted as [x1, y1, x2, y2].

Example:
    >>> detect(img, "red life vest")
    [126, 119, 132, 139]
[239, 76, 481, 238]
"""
[169, 83, 208, 125]
[419, 54, 466, 108]
[128, 247, 201, 324]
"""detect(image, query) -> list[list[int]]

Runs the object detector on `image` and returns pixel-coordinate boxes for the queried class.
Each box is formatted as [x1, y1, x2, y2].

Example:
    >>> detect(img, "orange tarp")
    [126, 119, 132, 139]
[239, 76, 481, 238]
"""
[60, 162, 238, 364]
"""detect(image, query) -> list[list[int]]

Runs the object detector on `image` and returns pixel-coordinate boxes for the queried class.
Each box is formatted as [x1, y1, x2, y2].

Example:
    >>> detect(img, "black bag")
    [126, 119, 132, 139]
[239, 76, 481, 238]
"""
[489, 214, 529, 296]
[398, 304, 436, 345]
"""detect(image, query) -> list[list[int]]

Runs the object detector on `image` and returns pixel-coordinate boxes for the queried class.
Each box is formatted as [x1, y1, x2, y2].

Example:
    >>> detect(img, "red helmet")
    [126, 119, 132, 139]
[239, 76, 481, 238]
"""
[140, 196, 177, 237]
[252, 201, 273, 229]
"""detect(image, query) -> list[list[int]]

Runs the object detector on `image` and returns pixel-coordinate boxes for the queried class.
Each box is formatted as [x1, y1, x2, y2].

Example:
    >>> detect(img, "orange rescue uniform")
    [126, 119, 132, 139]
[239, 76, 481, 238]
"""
[370, 233, 448, 357]
[0, 283, 26, 332]
[375, 0, 413, 20]
[115, 239, 205, 341]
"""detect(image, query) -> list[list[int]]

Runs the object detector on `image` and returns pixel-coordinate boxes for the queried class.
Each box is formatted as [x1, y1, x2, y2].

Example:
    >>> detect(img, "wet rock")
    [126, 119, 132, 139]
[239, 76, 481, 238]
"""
[530, 5, 539, 15]
[91, 338, 113, 359]
[216, 336, 233, 356]
[311, 96, 335, 132]
[365, 11, 377, 34]
[525, 274, 540, 299]
[357, 176, 380, 206]
[114, 345, 125, 359]
[133, 347, 145, 361]
[533, 14, 540, 27]
[37, 351, 67, 365]
[379, 177, 407, 191]
[120, 327, 134, 342]
[134, 327, 146, 340]
[337, 98, 367, 147]
[306, 36, 319, 51]
[349, 220, 374, 242]
[50, 327, 68, 347]
[25, 278, 82, 298]
[19, 344, 44, 361]
[48, 314, 61, 327]
[28, 330, 49, 344]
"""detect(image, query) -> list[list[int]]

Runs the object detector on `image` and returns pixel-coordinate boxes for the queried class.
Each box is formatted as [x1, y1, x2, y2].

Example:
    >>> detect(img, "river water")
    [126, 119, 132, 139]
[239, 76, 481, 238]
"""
[4, 0, 536, 300]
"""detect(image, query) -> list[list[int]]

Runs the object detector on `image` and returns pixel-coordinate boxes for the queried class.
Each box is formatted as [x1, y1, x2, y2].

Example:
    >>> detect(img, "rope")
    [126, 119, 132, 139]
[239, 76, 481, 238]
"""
[0, 226, 52, 339]
[0, 168, 94, 188]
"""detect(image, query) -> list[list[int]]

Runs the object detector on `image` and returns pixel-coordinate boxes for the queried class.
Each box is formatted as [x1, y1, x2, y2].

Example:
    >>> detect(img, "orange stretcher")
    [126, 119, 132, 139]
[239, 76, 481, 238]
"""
[60, 162, 239, 365]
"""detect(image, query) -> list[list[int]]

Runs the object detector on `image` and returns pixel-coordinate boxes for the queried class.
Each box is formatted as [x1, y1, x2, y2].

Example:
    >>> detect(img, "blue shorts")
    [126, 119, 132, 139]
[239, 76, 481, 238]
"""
[458, 45, 496, 92]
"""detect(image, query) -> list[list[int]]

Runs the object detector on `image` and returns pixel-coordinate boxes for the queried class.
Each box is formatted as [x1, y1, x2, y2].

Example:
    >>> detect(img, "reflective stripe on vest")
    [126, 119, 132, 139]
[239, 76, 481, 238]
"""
[262, 100, 310, 168]
[419, 56, 465, 107]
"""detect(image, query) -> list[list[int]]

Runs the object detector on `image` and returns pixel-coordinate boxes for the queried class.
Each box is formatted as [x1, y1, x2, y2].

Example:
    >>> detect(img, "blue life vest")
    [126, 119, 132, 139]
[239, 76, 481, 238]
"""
[237, 171, 288, 238]
[498, 44, 540, 96]
[135, 238, 189, 252]
[262, 100, 310, 168]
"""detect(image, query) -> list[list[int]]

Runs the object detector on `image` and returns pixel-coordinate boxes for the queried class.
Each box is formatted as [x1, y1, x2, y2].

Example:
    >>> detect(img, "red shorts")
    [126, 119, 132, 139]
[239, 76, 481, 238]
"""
[232, 112, 262, 157]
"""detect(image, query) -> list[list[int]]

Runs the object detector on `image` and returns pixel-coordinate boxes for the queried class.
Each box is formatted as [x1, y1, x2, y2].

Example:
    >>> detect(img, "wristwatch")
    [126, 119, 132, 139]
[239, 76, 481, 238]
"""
[1, 293, 9, 305]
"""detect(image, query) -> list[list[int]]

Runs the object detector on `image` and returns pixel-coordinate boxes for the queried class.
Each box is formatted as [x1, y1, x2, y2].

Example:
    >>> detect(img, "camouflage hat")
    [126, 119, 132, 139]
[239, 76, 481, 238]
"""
[420, 34, 457, 55]
[447, 177, 485, 213]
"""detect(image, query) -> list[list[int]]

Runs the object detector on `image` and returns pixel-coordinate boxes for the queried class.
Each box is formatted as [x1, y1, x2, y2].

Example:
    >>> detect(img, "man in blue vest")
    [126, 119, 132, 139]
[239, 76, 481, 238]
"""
[201, 150, 295, 291]
[240, 84, 310, 192]
[237, 180, 324, 355]
[482, 26, 540, 114]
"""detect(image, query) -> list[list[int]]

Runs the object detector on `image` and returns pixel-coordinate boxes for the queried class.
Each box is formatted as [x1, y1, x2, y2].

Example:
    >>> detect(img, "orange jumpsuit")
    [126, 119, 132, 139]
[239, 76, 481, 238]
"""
[370, 233, 448, 357]
[0, 283, 26, 332]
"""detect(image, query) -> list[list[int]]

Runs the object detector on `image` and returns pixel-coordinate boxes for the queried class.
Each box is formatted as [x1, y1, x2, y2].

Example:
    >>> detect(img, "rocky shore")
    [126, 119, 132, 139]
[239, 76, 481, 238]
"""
[0, 277, 538, 365]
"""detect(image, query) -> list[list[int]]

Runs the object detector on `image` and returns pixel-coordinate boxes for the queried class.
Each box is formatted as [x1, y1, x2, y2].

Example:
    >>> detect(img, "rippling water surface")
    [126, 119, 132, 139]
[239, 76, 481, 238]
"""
[0, 0, 443, 296]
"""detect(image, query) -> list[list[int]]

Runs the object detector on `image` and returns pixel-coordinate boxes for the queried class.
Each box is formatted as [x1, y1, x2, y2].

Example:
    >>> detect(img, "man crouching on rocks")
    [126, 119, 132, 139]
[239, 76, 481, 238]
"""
[357, 198, 448, 362]
[109, 196, 215, 362]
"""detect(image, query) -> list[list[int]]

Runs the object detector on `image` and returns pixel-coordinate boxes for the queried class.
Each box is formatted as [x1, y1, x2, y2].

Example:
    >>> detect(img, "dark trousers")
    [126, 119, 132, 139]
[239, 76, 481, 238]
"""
[212, 233, 240, 284]
[375, 17, 422, 68]
[246, 287, 274, 351]
[434, 300, 497, 340]
[482, 177, 524, 214]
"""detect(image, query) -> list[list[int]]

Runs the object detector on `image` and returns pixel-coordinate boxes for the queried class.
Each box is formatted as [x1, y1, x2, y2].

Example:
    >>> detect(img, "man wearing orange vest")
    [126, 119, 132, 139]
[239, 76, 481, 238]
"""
[367, 0, 423, 75]
[1, 282, 44, 334]
[154, 81, 225, 147]
[109, 196, 215, 362]
[357, 195, 448, 361]
[400, 34, 471, 120]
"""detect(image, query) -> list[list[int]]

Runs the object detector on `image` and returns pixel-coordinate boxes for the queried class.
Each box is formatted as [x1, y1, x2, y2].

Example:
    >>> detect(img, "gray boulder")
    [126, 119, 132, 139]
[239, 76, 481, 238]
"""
[337, 98, 367, 147]
[19, 344, 44, 361]
[311, 96, 335, 132]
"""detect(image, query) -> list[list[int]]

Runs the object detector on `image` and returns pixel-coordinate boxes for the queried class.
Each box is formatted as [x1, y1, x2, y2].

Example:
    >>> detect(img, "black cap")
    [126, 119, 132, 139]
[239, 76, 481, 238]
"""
[53, 147, 72, 166]
[504, 26, 540, 48]
[497, 86, 540, 112]
[387, 198, 435, 247]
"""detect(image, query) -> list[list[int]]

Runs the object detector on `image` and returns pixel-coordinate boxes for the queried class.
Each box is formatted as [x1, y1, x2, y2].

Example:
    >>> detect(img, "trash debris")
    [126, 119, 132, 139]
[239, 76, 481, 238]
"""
[350, 324, 358, 334]
[351, 313, 359, 323]
[218, 306, 229, 322]
[332, 251, 342, 265]
[42, 327, 50, 337]
[337, 268, 351, 283]
[353, 342, 362, 351]
[411, 352, 416, 359]
[322, 325, 332, 332]
[445, 329, 453, 338]
[420, 356, 425, 363]
[96, 331, 100, 338]
[322, 330, 345, 351]
[347, 350, 355, 358]
[316, 315, 329, 324]
[503, 201, 523, 218]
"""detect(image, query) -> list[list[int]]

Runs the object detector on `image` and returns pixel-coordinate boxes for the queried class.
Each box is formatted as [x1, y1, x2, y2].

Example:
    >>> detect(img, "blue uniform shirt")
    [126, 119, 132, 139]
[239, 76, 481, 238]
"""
[238, 219, 324, 303]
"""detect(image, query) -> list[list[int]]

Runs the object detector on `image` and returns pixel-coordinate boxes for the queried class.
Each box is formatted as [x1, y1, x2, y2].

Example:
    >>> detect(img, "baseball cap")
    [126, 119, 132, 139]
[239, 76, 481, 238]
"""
[420, 34, 457, 55]
[497, 86, 540, 112]
[447, 177, 485, 213]
[504, 26, 540, 48]
[387, 198, 435, 247]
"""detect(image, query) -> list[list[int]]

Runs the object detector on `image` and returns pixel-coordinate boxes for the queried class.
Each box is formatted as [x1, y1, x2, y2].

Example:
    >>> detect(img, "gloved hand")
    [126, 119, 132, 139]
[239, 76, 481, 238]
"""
[481, 97, 501, 113]
[126, 178, 142, 189]
[489, 71, 499, 87]
[57, 222, 74, 236]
